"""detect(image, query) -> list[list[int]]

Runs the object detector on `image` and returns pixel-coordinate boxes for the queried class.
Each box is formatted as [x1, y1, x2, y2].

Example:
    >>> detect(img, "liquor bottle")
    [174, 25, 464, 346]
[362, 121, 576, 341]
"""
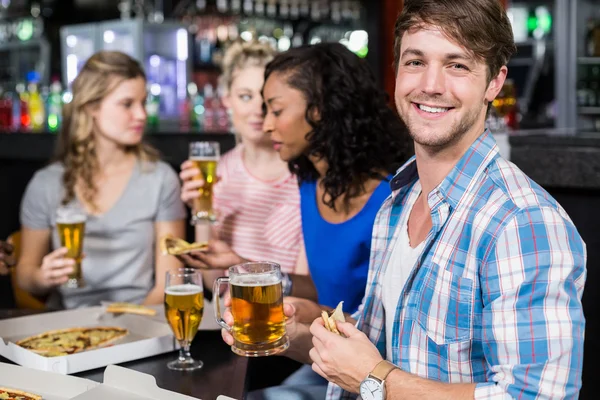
[0, 88, 12, 131]
[27, 82, 45, 132]
[146, 83, 161, 129]
[46, 81, 63, 133]
[203, 83, 215, 132]
[586, 18, 597, 57]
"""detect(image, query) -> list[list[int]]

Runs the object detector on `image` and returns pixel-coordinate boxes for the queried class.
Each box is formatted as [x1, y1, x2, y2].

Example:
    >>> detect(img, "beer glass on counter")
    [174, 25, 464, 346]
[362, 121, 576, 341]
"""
[214, 261, 289, 357]
[189, 141, 220, 224]
[56, 203, 86, 288]
[164, 268, 204, 371]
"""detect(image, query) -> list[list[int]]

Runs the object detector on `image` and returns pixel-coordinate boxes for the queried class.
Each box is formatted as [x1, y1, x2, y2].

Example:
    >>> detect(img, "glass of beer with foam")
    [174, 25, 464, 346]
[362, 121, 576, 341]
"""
[164, 268, 204, 370]
[214, 261, 289, 357]
[56, 203, 87, 288]
[189, 141, 220, 224]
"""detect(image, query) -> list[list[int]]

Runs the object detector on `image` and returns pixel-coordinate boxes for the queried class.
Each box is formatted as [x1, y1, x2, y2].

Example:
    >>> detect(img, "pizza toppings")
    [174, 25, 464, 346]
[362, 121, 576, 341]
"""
[0, 387, 42, 400]
[15, 327, 128, 357]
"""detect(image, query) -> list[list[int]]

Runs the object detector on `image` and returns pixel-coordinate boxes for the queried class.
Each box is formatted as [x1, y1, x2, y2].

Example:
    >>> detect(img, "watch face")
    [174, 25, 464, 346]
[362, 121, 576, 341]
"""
[360, 378, 383, 400]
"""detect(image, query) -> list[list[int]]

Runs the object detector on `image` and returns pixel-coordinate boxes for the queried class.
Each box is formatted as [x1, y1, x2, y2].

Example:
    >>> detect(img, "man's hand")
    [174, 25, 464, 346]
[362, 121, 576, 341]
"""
[177, 239, 246, 270]
[309, 317, 383, 393]
[0, 240, 15, 275]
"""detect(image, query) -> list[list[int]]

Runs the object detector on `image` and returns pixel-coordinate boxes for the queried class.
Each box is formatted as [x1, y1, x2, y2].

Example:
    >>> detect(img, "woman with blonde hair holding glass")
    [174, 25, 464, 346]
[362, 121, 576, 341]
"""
[17, 51, 186, 309]
[180, 41, 306, 291]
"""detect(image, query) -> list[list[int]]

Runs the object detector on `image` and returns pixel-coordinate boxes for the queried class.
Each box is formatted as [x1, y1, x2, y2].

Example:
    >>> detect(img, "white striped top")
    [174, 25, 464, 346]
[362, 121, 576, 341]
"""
[213, 145, 302, 273]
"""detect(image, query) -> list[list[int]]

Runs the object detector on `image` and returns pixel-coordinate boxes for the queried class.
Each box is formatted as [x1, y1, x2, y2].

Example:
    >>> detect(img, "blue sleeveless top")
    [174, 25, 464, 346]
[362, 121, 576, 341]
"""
[300, 178, 392, 313]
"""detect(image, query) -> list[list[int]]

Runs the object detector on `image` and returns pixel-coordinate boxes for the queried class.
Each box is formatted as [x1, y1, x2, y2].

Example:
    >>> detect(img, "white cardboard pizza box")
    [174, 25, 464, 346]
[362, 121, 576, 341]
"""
[0, 362, 99, 400]
[0, 307, 177, 374]
[69, 365, 199, 400]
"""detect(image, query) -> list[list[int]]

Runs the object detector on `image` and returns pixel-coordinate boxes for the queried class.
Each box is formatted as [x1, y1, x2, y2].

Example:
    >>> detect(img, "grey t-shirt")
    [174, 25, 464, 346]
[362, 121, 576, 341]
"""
[20, 160, 186, 309]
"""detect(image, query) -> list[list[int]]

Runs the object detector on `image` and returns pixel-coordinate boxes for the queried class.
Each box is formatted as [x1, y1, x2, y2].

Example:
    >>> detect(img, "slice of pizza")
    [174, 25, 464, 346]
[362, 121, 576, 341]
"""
[15, 327, 128, 357]
[0, 386, 42, 400]
[160, 234, 209, 256]
[105, 302, 157, 316]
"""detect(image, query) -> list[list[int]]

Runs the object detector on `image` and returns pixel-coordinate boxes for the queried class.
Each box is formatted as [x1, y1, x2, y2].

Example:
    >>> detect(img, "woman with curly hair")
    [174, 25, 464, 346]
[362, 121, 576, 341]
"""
[16, 51, 186, 309]
[181, 42, 411, 315]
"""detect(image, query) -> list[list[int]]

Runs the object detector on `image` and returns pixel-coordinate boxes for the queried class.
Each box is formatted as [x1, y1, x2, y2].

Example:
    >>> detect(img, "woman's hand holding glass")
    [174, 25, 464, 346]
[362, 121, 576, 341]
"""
[37, 247, 76, 289]
[179, 160, 204, 209]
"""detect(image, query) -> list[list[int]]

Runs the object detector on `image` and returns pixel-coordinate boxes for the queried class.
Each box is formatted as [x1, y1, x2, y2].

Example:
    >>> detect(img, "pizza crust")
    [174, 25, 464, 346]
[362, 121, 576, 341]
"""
[0, 386, 42, 400]
[160, 234, 209, 255]
[105, 302, 157, 316]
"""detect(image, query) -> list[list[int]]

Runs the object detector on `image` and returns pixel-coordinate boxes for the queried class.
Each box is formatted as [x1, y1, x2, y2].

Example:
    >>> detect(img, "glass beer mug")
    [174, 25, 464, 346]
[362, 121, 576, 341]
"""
[214, 262, 289, 357]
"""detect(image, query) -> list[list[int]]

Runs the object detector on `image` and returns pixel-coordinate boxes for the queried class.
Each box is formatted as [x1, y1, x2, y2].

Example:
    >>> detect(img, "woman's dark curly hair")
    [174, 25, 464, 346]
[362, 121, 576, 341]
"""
[264, 42, 412, 211]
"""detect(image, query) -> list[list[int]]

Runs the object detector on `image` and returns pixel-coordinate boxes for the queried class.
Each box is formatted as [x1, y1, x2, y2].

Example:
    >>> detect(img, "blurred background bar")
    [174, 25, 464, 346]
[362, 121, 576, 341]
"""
[0, 1, 599, 396]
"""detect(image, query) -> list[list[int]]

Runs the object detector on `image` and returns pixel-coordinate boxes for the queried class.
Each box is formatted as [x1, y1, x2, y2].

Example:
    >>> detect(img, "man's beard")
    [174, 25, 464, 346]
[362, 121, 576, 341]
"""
[403, 101, 482, 151]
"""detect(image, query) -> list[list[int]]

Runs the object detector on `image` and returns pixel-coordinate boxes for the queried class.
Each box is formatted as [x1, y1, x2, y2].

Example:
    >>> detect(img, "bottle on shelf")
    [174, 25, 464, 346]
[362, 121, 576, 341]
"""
[146, 83, 161, 129]
[188, 82, 205, 130]
[46, 80, 63, 133]
[203, 83, 215, 132]
[0, 87, 13, 131]
[586, 17, 600, 57]
[27, 78, 45, 132]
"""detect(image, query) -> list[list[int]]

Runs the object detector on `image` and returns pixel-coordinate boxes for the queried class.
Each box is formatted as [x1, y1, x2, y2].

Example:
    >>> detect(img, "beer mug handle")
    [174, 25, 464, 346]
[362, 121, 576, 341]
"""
[213, 277, 232, 332]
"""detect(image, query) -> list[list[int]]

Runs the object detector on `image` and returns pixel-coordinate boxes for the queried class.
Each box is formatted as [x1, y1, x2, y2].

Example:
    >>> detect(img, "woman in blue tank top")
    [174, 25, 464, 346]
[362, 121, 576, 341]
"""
[181, 42, 412, 315]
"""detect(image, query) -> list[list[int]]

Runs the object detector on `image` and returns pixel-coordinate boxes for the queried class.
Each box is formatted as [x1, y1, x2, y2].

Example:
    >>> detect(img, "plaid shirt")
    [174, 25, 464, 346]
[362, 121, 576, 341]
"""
[327, 131, 586, 399]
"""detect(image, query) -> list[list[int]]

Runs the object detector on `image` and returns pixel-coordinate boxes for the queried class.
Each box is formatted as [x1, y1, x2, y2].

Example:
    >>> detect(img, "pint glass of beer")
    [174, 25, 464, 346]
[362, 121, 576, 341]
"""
[164, 268, 204, 371]
[214, 261, 289, 357]
[56, 203, 86, 289]
[189, 141, 220, 224]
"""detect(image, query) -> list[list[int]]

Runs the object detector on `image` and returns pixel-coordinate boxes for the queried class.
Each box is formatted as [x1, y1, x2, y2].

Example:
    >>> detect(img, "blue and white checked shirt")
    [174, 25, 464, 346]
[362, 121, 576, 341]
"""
[327, 131, 586, 399]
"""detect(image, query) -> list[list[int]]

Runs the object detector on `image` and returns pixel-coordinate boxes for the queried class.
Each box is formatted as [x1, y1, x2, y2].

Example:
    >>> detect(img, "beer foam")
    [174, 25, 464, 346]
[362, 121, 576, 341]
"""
[165, 284, 203, 296]
[230, 274, 281, 287]
[56, 214, 86, 224]
[189, 156, 219, 161]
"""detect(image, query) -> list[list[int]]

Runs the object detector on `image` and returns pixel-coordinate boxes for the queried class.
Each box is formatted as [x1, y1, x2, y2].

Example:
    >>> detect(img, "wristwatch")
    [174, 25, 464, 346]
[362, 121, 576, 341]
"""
[359, 360, 399, 400]
[281, 272, 293, 296]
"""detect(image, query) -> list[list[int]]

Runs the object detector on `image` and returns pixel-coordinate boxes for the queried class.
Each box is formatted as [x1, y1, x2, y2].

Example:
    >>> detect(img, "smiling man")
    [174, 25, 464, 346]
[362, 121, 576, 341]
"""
[307, 0, 587, 399]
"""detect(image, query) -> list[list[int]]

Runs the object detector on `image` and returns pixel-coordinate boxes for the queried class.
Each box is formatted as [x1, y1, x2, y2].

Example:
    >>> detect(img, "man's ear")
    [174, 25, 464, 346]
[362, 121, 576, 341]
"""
[485, 65, 508, 103]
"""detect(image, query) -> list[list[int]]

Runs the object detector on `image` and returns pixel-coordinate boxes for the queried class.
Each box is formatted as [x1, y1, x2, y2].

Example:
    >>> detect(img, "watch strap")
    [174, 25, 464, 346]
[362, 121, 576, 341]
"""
[369, 360, 398, 382]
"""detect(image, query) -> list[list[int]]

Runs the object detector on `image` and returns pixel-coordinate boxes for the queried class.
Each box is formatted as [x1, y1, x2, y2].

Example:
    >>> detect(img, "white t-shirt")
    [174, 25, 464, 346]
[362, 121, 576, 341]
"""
[382, 192, 425, 359]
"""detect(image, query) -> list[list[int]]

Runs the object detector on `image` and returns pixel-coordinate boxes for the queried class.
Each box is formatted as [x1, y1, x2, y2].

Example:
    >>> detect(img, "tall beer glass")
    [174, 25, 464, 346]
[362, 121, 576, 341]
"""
[189, 141, 220, 224]
[164, 268, 204, 371]
[56, 203, 86, 289]
[214, 262, 289, 357]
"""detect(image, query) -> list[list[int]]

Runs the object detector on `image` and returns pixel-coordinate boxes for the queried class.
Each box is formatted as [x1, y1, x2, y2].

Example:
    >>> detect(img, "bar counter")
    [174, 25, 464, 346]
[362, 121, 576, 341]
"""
[510, 131, 599, 400]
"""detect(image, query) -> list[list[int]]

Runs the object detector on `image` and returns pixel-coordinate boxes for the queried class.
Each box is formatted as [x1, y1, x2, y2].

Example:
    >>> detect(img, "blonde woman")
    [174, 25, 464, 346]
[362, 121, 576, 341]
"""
[179, 41, 306, 288]
[17, 51, 186, 309]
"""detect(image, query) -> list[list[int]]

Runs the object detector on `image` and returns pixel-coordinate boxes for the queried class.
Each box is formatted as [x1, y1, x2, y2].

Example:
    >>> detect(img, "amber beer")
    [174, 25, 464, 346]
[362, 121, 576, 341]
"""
[189, 157, 218, 222]
[164, 284, 204, 343]
[214, 261, 289, 357]
[230, 277, 286, 345]
[56, 208, 86, 288]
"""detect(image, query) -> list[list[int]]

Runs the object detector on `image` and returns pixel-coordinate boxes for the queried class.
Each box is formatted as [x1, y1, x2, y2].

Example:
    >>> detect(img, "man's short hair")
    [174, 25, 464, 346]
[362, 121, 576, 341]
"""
[394, 0, 517, 82]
